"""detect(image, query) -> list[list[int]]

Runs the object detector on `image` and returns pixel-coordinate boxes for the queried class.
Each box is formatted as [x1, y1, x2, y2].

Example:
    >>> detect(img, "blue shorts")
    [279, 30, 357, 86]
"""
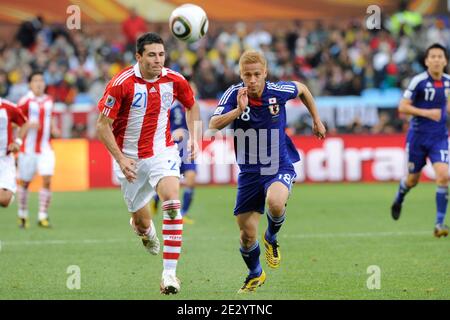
[406, 131, 449, 173]
[234, 166, 296, 215]
[180, 162, 196, 174]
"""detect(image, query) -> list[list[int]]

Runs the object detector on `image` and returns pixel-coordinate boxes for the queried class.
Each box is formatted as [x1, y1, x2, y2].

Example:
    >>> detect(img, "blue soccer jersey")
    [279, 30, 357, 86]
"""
[169, 101, 188, 132]
[213, 81, 301, 174]
[169, 101, 196, 172]
[403, 71, 450, 173]
[404, 71, 450, 136]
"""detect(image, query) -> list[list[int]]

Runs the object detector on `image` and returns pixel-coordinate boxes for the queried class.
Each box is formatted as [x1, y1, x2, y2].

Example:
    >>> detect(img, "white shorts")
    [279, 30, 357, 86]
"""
[0, 155, 17, 193]
[18, 151, 55, 182]
[114, 146, 181, 213]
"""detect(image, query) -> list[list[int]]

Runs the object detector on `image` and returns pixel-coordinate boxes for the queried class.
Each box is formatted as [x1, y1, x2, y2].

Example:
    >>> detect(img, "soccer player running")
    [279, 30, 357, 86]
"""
[150, 91, 198, 224]
[16, 71, 60, 228]
[96, 32, 200, 294]
[391, 43, 450, 238]
[209, 50, 326, 293]
[0, 98, 27, 208]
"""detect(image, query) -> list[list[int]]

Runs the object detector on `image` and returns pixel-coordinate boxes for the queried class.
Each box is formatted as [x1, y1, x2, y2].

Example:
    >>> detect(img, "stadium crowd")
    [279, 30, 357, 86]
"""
[0, 9, 449, 136]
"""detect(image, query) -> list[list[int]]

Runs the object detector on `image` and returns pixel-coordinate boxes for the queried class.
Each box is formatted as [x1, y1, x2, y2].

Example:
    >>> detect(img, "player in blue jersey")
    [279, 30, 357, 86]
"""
[209, 50, 326, 293]
[391, 43, 450, 238]
[150, 96, 197, 224]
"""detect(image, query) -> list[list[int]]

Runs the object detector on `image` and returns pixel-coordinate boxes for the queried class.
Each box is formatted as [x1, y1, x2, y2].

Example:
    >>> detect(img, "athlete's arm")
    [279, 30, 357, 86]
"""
[209, 87, 247, 130]
[8, 123, 28, 154]
[399, 98, 441, 121]
[293, 81, 326, 139]
[185, 101, 201, 160]
[50, 118, 61, 138]
[96, 113, 136, 182]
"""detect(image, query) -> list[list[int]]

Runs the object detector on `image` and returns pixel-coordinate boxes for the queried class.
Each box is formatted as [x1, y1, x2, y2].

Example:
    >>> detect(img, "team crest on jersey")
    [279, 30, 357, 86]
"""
[161, 92, 173, 110]
[105, 95, 116, 108]
[268, 97, 279, 116]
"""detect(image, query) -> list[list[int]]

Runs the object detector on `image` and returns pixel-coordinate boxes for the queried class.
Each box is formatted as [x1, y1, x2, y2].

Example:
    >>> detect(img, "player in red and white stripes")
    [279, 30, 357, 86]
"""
[96, 33, 200, 295]
[16, 71, 60, 228]
[0, 98, 27, 208]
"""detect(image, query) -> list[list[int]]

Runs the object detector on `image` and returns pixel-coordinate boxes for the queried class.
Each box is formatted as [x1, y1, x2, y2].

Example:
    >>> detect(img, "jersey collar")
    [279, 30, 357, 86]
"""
[133, 63, 168, 82]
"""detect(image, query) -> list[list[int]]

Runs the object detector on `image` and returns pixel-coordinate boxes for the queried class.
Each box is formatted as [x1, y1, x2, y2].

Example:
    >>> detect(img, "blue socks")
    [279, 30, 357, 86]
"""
[436, 186, 448, 225]
[395, 179, 411, 204]
[265, 210, 286, 243]
[153, 194, 159, 206]
[240, 242, 262, 278]
[181, 188, 194, 216]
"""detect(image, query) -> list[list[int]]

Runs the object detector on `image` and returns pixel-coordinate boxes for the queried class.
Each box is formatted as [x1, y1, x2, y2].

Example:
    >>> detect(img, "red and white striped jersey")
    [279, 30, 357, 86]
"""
[18, 91, 54, 154]
[98, 63, 195, 159]
[0, 98, 27, 156]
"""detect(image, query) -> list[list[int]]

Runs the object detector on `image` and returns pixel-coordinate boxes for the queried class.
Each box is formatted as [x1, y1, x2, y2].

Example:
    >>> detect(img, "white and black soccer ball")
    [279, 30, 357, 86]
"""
[169, 4, 209, 43]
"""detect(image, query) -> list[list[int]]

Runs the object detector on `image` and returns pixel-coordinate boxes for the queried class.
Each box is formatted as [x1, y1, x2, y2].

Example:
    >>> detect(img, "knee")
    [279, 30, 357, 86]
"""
[436, 176, 448, 187]
[43, 180, 51, 189]
[0, 200, 10, 208]
[267, 198, 285, 216]
[159, 190, 179, 202]
[21, 181, 30, 189]
[240, 230, 257, 249]
[406, 177, 419, 188]
[0, 197, 11, 208]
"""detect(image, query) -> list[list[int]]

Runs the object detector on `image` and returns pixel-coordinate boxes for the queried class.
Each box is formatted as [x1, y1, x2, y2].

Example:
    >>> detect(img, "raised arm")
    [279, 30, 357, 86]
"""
[209, 87, 248, 130]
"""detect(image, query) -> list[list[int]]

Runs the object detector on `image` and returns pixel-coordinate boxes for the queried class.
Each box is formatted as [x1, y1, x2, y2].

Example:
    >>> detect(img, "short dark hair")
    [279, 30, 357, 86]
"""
[136, 32, 164, 55]
[425, 43, 449, 61]
[28, 70, 44, 83]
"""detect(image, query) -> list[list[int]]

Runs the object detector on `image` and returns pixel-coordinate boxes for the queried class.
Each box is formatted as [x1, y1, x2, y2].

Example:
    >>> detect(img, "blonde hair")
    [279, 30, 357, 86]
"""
[239, 50, 267, 72]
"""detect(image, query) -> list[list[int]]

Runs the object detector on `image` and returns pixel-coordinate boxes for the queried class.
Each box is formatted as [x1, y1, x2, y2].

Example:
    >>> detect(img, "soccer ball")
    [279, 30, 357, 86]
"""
[169, 4, 209, 43]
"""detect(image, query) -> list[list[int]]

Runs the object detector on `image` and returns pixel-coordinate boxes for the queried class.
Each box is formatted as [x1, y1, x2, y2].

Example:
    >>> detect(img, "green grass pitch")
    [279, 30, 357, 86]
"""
[0, 183, 449, 300]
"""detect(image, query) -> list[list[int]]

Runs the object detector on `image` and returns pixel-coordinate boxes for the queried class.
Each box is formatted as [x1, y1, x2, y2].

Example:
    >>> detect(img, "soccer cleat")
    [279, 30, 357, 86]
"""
[182, 215, 195, 225]
[237, 270, 266, 293]
[263, 237, 281, 268]
[18, 218, 29, 229]
[391, 202, 402, 220]
[434, 224, 449, 238]
[160, 274, 181, 295]
[149, 198, 158, 216]
[38, 218, 51, 228]
[142, 234, 160, 255]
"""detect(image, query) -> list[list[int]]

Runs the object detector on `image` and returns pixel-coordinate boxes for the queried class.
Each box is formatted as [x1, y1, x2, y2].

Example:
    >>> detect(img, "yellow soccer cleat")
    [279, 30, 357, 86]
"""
[263, 237, 281, 269]
[434, 224, 449, 238]
[38, 218, 52, 228]
[182, 215, 195, 225]
[18, 218, 29, 229]
[149, 198, 158, 216]
[237, 270, 266, 293]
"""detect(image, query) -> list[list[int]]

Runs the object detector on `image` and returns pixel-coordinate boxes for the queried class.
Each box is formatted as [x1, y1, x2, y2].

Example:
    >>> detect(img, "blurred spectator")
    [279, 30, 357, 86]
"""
[0, 70, 10, 97]
[122, 9, 148, 51]
[15, 16, 44, 49]
[1, 11, 449, 137]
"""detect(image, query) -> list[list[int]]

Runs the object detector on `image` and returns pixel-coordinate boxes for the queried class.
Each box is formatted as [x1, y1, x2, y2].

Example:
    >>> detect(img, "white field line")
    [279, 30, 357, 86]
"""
[0, 230, 431, 247]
